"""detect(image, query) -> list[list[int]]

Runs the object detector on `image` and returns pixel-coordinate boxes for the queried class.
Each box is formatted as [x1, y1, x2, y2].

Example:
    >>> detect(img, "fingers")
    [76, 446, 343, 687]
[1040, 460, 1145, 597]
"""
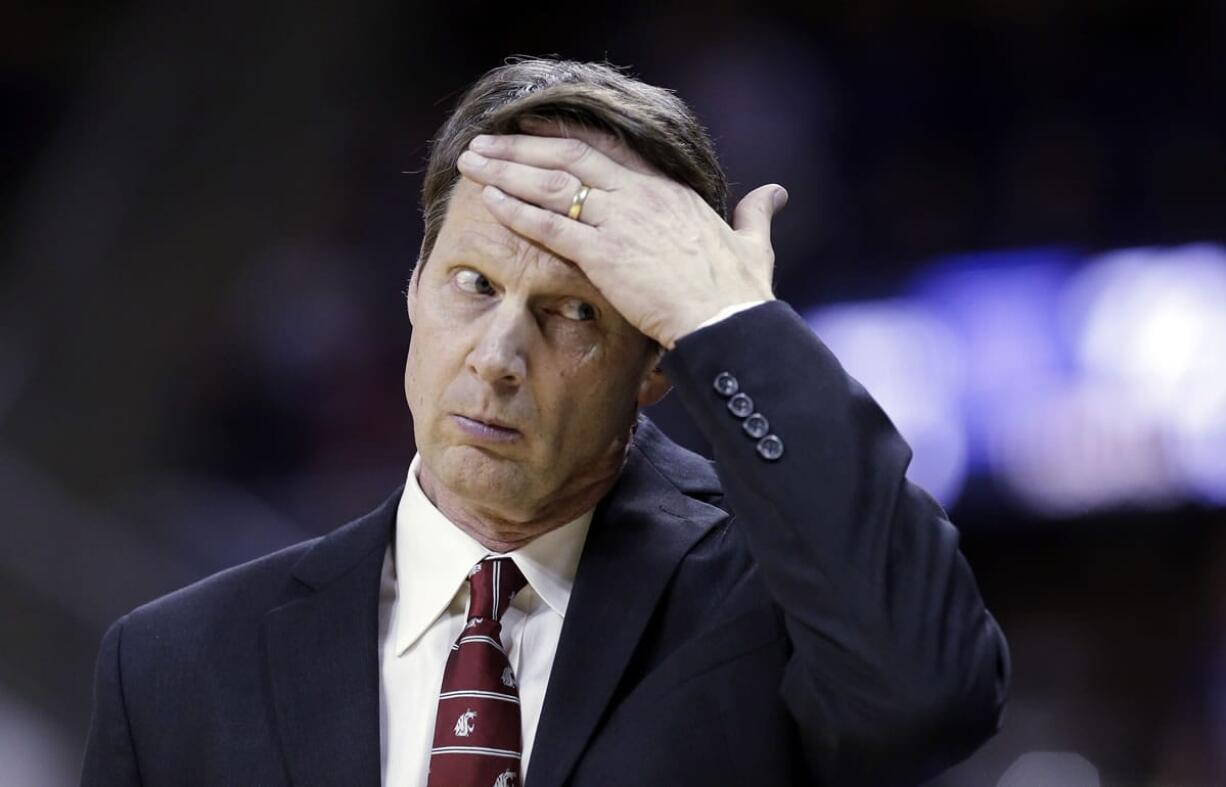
[457, 151, 608, 225]
[515, 117, 659, 175]
[480, 184, 600, 265]
[732, 184, 788, 243]
[469, 134, 626, 190]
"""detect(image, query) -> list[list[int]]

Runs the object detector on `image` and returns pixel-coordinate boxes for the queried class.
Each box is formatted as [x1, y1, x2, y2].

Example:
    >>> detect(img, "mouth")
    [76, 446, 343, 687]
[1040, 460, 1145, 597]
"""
[451, 413, 522, 443]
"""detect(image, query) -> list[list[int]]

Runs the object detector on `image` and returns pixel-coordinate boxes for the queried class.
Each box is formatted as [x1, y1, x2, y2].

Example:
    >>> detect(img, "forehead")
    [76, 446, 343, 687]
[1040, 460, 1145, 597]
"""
[432, 178, 590, 286]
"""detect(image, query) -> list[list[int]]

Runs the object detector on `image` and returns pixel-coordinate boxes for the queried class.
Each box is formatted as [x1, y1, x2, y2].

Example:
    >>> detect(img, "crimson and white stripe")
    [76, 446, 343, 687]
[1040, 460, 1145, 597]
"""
[438, 690, 520, 704]
[431, 746, 522, 758]
[452, 634, 506, 652]
[427, 557, 528, 787]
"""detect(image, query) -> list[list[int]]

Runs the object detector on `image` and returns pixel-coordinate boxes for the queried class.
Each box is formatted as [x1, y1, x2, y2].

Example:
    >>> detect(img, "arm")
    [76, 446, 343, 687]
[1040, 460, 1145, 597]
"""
[662, 300, 1010, 785]
[449, 126, 1009, 782]
[81, 616, 144, 787]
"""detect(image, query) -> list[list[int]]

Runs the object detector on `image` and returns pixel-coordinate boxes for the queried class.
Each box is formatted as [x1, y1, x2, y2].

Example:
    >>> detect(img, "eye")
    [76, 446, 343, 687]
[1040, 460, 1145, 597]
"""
[559, 299, 598, 322]
[454, 268, 495, 296]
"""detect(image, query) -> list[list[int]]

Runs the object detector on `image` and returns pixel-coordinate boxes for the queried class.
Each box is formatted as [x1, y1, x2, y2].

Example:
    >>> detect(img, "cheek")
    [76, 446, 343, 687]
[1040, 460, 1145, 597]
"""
[403, 343, 426, 418]
[542, 343, 607, 412]
[405, 338, 447, 409]
[555, 332, 607, 377]
[545, 347, 642, 428]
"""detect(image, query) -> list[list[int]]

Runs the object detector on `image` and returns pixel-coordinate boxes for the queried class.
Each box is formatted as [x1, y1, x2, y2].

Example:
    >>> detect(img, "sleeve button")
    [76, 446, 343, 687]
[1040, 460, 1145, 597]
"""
[742, 413, 770, 439]
[713, 372, 739, 397]
[727, 392, 754, 418]
[756, 434, 784, 461]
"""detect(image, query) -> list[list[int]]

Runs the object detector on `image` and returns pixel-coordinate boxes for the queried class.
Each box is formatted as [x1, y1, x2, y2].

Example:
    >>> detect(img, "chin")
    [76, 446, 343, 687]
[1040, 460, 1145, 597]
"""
[437, 445, 532, 503]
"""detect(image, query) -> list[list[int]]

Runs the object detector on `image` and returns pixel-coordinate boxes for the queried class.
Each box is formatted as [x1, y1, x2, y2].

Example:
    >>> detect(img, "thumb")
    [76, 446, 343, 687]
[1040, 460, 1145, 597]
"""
[732, 184, 788, 241]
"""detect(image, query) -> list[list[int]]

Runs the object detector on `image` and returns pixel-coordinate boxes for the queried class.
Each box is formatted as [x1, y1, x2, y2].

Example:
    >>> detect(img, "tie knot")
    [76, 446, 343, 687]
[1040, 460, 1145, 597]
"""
[465, 557, 527, 622]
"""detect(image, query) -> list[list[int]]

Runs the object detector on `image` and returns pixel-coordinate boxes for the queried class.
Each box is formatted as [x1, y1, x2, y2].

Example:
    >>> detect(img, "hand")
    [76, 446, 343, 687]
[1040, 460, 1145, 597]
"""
[455, 124, 787, 349]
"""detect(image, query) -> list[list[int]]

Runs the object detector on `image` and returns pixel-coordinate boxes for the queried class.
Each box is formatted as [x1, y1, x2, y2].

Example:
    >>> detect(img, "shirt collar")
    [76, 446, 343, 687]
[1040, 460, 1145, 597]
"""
[392, 452, 593, 656]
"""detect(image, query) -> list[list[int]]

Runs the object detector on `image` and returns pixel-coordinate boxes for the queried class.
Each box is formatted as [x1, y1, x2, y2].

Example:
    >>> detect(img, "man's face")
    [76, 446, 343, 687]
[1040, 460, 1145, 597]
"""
[405, 155, 668, 524]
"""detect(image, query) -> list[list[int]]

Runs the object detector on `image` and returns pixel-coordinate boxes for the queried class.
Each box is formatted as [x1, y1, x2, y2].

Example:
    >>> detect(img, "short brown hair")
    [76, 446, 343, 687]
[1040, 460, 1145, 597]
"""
[416, 57, 729, 268]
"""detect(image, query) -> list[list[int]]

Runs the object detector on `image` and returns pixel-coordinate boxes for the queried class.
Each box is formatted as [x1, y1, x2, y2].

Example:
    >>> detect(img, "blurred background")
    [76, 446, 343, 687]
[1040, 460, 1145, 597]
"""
[3, 1, 1224, 784]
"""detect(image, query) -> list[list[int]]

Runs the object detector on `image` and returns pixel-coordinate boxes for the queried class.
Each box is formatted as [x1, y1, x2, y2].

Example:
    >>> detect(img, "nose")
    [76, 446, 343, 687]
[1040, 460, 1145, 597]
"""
[467, 304, 530, 387]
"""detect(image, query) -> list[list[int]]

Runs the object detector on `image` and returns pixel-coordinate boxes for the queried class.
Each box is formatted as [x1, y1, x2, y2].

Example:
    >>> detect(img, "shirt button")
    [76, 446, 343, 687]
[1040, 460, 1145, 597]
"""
[727, 392, 754, 418]
[756, 434, 784, 461]
[713, 371, 739, 397]
[742, 412, 769, 439]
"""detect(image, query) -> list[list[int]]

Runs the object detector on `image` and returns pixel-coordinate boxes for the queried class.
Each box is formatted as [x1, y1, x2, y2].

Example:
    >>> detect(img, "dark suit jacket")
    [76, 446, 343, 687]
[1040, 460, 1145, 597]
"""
[82, 301, 1009, 786]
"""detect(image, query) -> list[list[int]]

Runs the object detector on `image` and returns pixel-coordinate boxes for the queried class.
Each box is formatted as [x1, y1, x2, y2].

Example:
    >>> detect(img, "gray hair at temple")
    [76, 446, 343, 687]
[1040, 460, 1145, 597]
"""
[416, 57, 729, 269]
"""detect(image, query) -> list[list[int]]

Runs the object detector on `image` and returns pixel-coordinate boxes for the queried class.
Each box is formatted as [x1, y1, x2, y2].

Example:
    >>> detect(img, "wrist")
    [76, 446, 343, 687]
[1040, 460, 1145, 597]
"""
[664, 296, 775, 349]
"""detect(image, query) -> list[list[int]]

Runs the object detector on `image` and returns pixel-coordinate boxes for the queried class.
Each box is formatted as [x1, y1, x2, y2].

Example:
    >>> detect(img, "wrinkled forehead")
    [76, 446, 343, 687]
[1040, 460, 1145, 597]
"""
[432, 179, 592, 288]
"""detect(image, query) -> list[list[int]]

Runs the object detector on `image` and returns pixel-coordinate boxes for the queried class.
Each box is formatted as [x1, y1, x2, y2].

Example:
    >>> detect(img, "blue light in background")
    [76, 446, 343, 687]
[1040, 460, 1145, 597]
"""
[802, 243, 1226, 516]
[911, 249, 1077, 472]
[1064, 244, 1226, 505]
[805, 299, 969, 508]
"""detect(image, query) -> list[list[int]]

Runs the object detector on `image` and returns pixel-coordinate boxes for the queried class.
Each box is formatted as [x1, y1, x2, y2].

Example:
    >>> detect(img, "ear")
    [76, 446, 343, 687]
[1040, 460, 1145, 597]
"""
[635, 348, 672, 408]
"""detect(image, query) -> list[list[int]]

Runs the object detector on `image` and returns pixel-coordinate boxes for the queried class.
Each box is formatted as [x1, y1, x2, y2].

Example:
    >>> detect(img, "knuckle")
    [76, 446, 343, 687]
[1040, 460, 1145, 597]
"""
[562, 138, 590, 163]
[539, 212, 564, 238]
[543, 170, 573, 194]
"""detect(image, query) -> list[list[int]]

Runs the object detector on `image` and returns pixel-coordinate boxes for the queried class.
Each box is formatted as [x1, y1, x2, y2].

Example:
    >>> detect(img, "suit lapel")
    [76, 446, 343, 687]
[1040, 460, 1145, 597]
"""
[526, 418, 728, 787]
[263, 490, 400, 787]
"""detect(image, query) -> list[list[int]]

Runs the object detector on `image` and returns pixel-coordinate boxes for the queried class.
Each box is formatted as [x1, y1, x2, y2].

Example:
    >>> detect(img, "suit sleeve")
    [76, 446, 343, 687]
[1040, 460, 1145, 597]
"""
[660, 300, 1010, 786]
[81, 616, 144, 787]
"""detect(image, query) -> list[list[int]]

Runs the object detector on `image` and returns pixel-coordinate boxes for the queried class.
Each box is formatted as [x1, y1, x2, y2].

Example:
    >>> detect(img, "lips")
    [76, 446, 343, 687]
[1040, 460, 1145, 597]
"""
[457, 413, 519, 432]
[451, 413, 522, 444]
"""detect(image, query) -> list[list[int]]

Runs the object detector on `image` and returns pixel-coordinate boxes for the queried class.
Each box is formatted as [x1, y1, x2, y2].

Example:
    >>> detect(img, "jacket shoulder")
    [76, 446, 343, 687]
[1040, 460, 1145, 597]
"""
[123, 534, 322, 646]
[118, 487, 400, 653]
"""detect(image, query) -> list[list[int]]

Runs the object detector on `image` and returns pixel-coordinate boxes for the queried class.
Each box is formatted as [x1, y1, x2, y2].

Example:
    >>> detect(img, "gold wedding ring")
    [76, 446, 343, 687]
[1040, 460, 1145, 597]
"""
[568, 184, 591, 221]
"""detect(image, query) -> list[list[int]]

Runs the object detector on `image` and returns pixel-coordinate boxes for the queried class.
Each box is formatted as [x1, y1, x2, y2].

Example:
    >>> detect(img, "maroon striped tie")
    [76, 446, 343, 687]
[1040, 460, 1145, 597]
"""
[428, 557, 528, 787]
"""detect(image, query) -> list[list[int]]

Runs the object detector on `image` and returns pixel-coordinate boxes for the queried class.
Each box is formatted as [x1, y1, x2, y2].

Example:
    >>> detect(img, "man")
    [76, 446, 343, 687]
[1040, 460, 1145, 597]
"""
[82, 58, 1009, 786]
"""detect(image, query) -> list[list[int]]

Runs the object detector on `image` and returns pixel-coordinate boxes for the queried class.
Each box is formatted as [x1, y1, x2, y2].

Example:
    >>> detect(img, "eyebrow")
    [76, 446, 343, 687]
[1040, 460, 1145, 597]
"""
[450, 231, 598, 294]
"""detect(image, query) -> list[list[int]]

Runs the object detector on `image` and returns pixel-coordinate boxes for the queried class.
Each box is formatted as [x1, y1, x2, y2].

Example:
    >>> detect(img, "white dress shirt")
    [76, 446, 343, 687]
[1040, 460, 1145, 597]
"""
[377, 453, 594, 786]
[376, 300, 763, 784]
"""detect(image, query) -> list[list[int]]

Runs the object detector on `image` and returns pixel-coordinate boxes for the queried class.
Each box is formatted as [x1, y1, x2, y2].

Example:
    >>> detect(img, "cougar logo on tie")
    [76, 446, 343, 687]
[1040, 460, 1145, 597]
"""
[453, 709, 477, 737]
[428, 558, 528, 786]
